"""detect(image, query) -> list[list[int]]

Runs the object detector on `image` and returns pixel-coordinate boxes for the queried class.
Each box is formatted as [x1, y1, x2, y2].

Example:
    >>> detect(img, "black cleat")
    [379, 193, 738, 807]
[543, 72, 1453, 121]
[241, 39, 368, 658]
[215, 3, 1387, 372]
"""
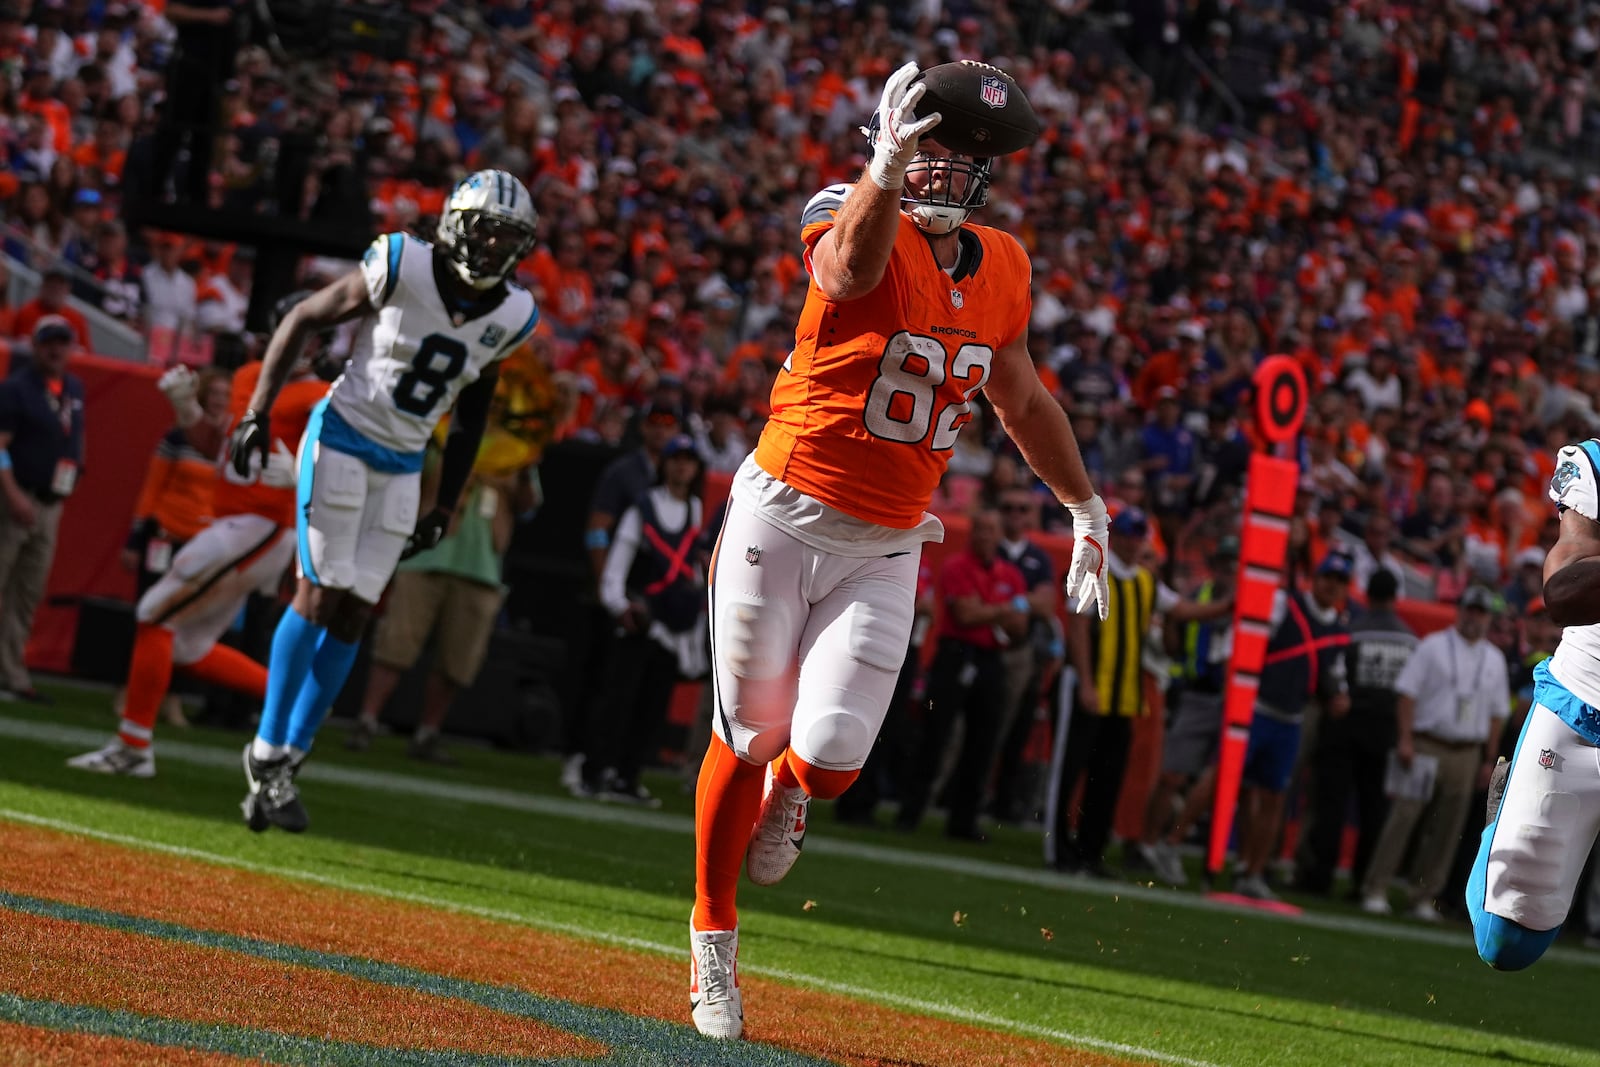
[241, 744, 310, 833]
[1486, 757, 1510, 825]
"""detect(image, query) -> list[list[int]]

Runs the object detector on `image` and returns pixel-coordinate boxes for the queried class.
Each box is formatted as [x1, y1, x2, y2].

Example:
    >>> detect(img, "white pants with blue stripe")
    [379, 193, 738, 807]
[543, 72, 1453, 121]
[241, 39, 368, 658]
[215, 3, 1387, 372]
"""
[296, 438, 419, 604]
[1477, 703, 1600, 931]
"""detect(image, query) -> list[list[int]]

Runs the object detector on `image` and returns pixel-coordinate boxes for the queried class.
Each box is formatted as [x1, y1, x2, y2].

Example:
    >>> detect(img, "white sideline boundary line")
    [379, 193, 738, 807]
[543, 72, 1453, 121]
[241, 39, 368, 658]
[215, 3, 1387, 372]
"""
[0, 807, 1221, 1067]
[8, 712, 1600, 966]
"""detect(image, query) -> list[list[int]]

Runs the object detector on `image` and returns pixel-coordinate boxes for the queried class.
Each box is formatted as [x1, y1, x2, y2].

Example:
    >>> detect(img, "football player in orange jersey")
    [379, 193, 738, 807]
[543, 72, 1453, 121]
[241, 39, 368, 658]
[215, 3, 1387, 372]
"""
[688, 62, 1111, 1040]
[66, 293, 334, 778]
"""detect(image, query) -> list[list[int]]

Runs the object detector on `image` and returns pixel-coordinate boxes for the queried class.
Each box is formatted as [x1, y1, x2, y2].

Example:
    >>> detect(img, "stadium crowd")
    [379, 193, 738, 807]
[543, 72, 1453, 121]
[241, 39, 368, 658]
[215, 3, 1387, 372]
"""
[8, 0, 1600, 922]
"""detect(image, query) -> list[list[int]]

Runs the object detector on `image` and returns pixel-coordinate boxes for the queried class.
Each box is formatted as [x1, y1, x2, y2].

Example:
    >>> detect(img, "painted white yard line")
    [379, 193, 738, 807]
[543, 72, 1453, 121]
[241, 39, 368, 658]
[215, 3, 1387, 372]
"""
[0, 807, 1222, 1067]
[6, 712, 1596, 966]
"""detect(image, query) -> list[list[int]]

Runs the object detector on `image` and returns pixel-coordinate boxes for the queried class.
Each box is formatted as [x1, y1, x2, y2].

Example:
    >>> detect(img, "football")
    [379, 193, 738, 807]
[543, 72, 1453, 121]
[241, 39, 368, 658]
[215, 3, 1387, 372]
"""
[912, 61, 1041, 159]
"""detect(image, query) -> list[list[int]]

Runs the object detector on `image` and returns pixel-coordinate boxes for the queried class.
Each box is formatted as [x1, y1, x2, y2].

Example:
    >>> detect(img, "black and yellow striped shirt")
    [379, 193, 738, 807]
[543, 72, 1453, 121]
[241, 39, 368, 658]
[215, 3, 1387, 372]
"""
[1089, 567, 1157, 717]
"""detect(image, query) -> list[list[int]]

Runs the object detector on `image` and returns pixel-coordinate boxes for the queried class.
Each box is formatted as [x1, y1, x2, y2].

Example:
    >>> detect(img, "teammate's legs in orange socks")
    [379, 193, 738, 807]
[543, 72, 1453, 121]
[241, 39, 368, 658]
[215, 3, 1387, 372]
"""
[693, 735, 765, 932]
[771, 746, 859, 800]
[117, 625, 174, 749]
[182, 644, 268, 698]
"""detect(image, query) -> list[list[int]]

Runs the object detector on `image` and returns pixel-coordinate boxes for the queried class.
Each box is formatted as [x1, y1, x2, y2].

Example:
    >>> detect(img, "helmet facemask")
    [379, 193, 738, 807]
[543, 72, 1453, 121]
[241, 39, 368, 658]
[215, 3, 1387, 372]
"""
[901, 150, 992, 234]
[863, 115, 992, 234]
[441, 209, 537, 290]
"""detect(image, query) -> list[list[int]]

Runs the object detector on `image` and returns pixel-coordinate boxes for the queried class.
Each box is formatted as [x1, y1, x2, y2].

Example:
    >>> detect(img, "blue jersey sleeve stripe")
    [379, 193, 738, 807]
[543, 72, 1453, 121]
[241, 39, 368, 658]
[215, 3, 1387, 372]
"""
[382, 233, 403, 304]
[503, 302, 540, 355]
[1580, 440, 1600, 476]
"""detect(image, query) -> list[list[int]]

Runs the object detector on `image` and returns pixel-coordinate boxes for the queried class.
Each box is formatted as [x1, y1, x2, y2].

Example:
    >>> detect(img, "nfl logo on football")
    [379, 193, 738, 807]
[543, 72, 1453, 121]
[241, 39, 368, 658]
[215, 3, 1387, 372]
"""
[980, 75, 1007, 109]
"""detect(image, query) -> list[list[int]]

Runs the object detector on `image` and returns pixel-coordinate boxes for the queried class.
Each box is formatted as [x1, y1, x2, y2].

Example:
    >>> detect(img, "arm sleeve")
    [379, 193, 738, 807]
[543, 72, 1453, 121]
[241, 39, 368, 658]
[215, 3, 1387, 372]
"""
[1155, 582, 1181, 614]
[0, 383, 17, 436]
[599, 506, 642, 617]
[70, 383, 85, 465]
[1549, 442, 1600, 519]
[497, 291, 541, 360]
[800, 183, 851, 229]
[589, 462, 628, 524]
[799, 184, 851, 266]
[359, 233, 405, 310]
[1393, 638, 1431, 700]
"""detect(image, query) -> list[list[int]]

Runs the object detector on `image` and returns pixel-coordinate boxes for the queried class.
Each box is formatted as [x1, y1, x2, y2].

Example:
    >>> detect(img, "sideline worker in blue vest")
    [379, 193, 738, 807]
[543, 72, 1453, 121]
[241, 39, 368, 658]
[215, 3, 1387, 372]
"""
[577, 433, 707, 806]
[1233, 551, 1353, 901]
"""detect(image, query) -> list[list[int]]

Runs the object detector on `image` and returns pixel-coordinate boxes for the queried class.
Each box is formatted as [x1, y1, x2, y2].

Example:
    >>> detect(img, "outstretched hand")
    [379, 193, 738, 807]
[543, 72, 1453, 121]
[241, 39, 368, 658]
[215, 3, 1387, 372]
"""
[864, 62, 942, 191]
[1064, 494, 1110, 621]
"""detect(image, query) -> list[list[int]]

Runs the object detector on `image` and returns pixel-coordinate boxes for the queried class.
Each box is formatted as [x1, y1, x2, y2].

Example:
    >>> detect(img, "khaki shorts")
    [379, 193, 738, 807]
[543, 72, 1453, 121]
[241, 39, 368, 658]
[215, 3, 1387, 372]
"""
[372, 569, 506, 688]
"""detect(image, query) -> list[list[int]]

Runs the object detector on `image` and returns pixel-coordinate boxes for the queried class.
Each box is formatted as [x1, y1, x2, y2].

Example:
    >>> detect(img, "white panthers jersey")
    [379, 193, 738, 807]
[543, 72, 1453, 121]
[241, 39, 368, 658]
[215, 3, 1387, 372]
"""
[326, 232, 539, 456]
[1546, 440, 1600, 708]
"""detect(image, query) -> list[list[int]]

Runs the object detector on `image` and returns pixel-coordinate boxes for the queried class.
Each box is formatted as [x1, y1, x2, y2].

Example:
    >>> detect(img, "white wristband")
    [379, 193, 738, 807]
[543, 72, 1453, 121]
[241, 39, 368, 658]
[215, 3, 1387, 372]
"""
[867, 152, 905, 191]
[1065, 494, 1107, 523]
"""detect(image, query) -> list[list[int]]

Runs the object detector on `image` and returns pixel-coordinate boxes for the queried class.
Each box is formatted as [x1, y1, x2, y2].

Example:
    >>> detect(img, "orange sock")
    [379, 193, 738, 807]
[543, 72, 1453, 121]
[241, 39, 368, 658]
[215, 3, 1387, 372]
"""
[182, 644, 268, 698]
[774, 746, 859, 801]
[118, 625, 174, 749]
[693, 735, 765, 932]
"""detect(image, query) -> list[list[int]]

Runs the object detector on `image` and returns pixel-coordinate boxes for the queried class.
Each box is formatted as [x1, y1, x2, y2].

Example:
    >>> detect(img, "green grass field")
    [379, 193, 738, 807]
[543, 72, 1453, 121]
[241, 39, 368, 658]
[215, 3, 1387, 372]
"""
[3, 683, 1598, 1067]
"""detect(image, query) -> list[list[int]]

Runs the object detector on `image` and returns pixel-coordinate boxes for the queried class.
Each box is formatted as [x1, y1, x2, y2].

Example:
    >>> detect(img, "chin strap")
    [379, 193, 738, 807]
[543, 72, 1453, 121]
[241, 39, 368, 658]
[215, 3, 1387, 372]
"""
[909, 206, 971, 235]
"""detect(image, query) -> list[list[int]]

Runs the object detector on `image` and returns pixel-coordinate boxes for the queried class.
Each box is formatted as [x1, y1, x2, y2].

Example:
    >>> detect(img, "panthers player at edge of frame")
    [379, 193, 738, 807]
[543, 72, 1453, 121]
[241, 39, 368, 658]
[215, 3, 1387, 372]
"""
[1468, 437, 1600, 971]
[225, 168, 539, 837]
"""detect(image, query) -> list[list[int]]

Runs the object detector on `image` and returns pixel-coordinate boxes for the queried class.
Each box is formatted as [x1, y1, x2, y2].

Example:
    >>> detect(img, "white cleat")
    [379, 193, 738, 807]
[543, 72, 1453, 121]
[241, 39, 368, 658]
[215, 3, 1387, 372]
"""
[689, 925, 743, 1040]
[746, 766, 807, 887]
[66, 739, 155, 778]
[1361, 894, 1393, 916]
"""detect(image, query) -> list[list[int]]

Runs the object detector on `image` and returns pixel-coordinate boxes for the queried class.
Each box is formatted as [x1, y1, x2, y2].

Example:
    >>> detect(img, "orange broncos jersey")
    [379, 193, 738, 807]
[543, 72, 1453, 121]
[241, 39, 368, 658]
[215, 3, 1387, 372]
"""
[210, 362, 329, 527]
[754, 196, 1030, 529]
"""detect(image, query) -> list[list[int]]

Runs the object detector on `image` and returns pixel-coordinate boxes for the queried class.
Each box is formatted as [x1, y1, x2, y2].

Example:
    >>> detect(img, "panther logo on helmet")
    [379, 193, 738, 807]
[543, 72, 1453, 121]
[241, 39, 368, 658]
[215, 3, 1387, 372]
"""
[436, 169, 539, 291]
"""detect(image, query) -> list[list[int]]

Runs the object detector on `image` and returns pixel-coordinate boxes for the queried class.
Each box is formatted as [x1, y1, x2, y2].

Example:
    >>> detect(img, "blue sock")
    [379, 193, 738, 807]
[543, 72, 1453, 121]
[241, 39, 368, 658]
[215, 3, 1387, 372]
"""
[257, 607, 324, 747]
[285, 630, 359, 752]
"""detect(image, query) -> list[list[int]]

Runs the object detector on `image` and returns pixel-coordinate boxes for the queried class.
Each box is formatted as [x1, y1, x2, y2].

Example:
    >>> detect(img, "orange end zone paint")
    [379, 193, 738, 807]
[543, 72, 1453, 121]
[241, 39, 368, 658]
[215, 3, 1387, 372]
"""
[0, 909, 599, 1060]
[0, 823, 1140, 1067]
[0, 1020, 256, 1066]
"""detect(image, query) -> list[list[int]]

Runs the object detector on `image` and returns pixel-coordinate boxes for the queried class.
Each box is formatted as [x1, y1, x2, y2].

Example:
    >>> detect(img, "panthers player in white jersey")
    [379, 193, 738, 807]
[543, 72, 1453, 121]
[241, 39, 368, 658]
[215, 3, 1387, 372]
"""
[227, 169, 539, 832]
[1469, 438, 1600, 968]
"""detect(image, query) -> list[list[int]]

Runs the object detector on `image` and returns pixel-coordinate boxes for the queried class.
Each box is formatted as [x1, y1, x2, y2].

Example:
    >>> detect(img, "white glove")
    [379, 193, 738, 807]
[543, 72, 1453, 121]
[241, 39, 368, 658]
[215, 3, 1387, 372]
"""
[257, 440, 297, 489]
[862, 61, 942, 191]
[157, 365, 202, 427]
[1064, 494, 1110, 622]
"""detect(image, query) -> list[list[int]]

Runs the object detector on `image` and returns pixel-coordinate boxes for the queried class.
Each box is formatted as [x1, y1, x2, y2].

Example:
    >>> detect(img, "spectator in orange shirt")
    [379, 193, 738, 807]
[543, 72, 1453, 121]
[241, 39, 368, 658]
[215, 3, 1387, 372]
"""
[72, 118, 127, 187]
[1297, 316, 1344, 390]
[19, 64, 71, 154]
[13, 267, 90, 348]
[1132, 320, 1205, 410]
[527, 231, 595, 340]
[574, 332, 649, 425]
[722, 319, 792, 388]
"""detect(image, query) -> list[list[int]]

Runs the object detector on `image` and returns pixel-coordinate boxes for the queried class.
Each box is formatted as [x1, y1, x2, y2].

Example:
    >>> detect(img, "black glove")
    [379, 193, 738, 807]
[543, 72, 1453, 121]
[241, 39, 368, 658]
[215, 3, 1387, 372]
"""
[227, 409, 270, 480]
[400, 507, 451, 561]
